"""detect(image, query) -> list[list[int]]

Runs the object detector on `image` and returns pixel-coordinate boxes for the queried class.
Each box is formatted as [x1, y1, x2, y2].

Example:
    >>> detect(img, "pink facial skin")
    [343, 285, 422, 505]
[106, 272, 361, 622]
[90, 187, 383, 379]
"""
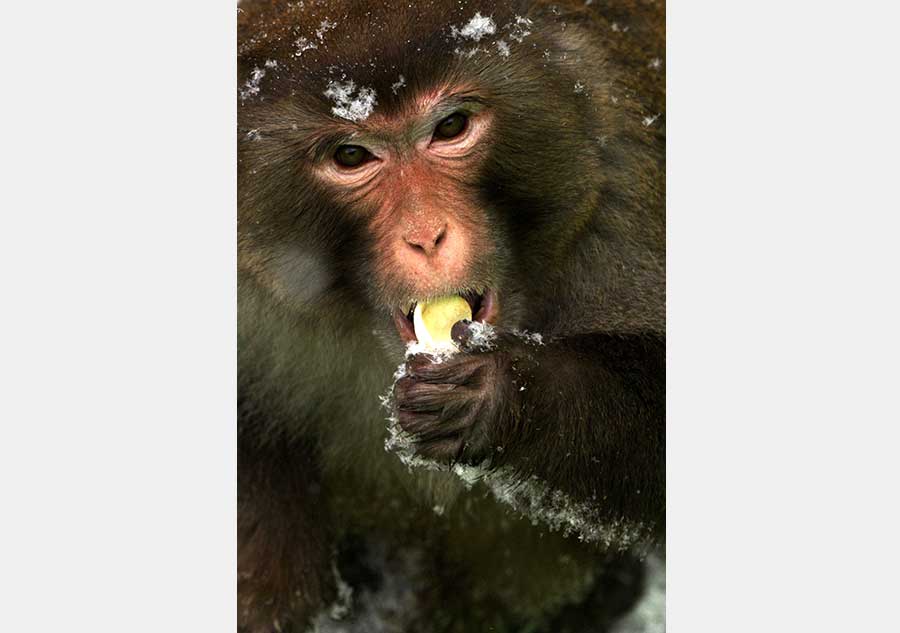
[314, 88, 495, 303]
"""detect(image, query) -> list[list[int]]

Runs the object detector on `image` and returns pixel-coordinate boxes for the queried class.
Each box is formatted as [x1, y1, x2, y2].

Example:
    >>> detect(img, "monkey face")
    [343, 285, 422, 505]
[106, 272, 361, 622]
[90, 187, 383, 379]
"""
[238, 1, 608, 343]
[310, 89, 508, 342]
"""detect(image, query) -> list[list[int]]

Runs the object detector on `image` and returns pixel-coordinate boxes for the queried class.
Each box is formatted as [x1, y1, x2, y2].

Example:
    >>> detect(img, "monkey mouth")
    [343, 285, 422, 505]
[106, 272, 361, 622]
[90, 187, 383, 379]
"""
[392, 289, 498, 344]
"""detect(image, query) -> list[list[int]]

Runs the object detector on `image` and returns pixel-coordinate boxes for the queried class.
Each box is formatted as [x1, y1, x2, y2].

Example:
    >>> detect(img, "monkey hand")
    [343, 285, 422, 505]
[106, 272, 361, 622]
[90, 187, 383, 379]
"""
[392, 322, 541, 466]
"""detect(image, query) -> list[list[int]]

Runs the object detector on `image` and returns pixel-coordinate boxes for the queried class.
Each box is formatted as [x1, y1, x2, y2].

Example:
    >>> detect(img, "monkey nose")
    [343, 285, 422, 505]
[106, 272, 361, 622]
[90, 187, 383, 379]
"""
[403, 223, 447, 257]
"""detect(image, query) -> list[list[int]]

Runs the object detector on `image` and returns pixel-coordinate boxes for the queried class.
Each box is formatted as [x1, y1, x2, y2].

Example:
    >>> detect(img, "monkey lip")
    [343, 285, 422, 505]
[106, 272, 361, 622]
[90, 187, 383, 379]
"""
[392, 289, 498, 344]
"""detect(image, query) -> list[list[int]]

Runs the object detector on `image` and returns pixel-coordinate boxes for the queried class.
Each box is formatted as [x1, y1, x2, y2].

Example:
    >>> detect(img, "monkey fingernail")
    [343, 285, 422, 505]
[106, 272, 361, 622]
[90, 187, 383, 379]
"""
[450, 320, 473, 346]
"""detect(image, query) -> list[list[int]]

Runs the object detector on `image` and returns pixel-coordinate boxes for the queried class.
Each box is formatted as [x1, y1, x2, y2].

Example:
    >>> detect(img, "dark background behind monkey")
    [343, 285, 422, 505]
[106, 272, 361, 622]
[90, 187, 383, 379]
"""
[237, 1, 664, 631]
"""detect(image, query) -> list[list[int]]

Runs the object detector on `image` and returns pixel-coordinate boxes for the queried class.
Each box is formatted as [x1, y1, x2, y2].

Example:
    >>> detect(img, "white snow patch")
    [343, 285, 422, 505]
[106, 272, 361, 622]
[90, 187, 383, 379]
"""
[496, 40, 511, 57]
[464, 320, 498, 351]
[453, 46, 484, 59]
[295, 36, 318, 56]
[324, 80, 378, 122]
[511, 329, 544, 346]
[239, 66, 266, 101]
[403, 340, 459, 363]
[453, 464, 649, 548]
[506, 15, 533, 43]
[453, 13, 497, 42]
[574, 81, 586, 94]
[309, 542, 428, 633]
[642, 113, 660, 127]
[391, 74, 407, 94]
[381, 448, 649, 546]
[316, 19, 337, 40]
[648, 57, 662, 70]
[329, 561, 354, 620]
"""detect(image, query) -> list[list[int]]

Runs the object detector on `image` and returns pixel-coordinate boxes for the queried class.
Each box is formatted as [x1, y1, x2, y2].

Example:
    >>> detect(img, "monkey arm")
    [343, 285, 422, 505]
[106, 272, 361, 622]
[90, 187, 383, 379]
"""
[394, 330, 665, 535]
[498, 332, 665, 533]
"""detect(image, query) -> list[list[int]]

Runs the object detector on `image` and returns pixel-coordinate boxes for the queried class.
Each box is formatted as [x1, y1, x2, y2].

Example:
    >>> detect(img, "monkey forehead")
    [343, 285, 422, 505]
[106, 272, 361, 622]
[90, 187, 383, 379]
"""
[238, 0, 522, 52]
[288, 82, 489, 154]
[361, 83, 486, 129]
[237, 0, 524, 85]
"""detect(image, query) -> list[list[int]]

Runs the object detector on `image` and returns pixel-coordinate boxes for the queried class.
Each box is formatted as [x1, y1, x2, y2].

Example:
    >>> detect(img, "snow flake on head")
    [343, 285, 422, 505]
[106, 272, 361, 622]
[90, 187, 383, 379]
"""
[391, 74, 407, 94]
[239, 66, 266, 101]
[496, 40, 511, 57]
[294, 36, 317, 56]
[324, 80, 378, 122]
[452, 12, 497, 42]
[316, 19, 337, 41]
[642, 113, 660, 127]
[506, 15, 533, 43]
[293, 18, 336, 57]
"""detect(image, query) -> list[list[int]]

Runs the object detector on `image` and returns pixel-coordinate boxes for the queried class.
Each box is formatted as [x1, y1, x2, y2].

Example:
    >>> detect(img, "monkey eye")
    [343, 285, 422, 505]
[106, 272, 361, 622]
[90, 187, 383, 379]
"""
[333, 145, 372, 168]
[433, 112, 469, 140]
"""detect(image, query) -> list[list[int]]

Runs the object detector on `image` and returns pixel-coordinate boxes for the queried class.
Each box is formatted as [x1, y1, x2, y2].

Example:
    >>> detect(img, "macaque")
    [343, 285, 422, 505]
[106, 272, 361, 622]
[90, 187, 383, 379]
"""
[238, 1, 664, 631]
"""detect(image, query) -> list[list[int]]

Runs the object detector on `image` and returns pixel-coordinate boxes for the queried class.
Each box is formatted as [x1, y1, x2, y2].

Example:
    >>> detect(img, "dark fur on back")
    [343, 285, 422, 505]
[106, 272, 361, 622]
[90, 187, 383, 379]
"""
[238, 1, 664, 631]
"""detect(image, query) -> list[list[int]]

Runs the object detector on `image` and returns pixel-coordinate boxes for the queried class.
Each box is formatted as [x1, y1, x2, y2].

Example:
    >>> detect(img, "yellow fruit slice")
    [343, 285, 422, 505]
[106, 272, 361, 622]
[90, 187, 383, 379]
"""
[413, 296, 472, 349]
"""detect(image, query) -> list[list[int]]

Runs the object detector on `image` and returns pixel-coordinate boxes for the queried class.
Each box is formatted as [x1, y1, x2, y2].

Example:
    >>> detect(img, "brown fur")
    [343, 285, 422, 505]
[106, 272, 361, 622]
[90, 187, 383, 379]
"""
[238, 1, 664, 631]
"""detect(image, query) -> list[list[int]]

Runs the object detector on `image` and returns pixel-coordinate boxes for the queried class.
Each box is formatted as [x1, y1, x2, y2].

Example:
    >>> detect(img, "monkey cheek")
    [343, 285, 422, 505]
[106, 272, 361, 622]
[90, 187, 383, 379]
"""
[263, 244, 335, 308]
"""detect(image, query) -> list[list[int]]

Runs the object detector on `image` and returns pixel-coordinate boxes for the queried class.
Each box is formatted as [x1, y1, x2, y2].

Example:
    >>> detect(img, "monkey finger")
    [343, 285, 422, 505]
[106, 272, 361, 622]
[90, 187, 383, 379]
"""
[393, 375, 415, 399]
[396, 382, 458, 412]
[407, 356, 482, 385]
[395, 374, 453, 396]
[450, 319, 473, 348]
[413, 437, 464, 462]
[406, 354, 443, 374]
[404, 355, 460, 383]
[409, 409, 476, 443]
[405, 420, 464, 445]
[393, 375, 435, 405]
[435, 392, 476, 422]
[396, 410, 442, 435]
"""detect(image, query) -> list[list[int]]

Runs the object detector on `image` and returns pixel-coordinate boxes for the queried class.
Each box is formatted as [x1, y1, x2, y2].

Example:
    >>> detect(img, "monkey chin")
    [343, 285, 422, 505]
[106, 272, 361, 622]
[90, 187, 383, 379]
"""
[392, 288, 498, 345]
